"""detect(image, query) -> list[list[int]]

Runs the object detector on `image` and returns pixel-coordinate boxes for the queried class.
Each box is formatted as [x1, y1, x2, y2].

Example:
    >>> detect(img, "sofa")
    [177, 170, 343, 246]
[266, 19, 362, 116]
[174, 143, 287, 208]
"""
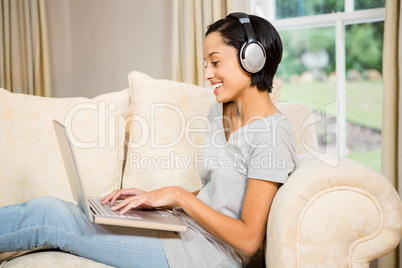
[0, 71, 401, 267]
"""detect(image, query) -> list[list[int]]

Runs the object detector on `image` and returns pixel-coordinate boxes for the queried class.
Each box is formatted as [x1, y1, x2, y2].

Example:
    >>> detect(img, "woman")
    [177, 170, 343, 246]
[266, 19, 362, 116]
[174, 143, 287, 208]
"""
[0, 13, 298, 267]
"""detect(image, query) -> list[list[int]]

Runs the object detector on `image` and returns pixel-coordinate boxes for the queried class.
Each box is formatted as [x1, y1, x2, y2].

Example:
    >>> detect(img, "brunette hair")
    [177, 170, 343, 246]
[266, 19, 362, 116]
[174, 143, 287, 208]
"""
[206, 14, 282, 93]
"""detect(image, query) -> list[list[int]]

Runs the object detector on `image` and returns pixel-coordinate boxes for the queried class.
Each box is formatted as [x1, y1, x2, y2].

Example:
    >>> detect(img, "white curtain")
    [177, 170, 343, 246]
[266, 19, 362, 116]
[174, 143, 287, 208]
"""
[379, 0, 401, 267]
[0, 0, 51, 96]
[172, 0, 248, 87]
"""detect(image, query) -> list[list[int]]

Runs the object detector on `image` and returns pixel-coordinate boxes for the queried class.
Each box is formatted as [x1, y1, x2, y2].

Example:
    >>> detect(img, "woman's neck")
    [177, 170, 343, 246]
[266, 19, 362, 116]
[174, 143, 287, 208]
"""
[232, 89, 280, 124]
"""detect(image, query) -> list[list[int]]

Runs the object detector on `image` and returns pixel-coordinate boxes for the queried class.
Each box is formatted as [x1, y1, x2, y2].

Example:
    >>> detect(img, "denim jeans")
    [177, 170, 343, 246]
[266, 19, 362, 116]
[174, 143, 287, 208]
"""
[0, 196, 169, 268]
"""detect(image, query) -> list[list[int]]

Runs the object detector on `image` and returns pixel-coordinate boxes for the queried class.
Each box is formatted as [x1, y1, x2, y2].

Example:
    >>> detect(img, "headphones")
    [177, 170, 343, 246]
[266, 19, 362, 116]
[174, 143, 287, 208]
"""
[227, 12, 266, 73]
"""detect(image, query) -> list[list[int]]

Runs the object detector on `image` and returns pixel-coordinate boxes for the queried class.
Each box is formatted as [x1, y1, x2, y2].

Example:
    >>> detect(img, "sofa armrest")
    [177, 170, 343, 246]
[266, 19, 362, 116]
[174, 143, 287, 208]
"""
[265, 154, 402, 267]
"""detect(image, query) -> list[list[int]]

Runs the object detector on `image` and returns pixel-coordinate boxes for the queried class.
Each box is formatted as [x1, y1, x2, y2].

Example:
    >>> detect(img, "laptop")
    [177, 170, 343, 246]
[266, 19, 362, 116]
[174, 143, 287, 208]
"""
[52, 120, 187, 232]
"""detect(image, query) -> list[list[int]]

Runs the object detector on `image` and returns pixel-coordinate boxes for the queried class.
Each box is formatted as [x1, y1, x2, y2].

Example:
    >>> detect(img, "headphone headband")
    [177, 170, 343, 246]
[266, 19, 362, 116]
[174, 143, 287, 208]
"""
[228, 12, 257, 43]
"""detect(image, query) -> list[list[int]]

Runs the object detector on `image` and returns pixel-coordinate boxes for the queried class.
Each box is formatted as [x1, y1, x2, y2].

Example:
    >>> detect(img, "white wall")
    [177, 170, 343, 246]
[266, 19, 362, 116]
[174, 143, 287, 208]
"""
[46, 0, 172, 98]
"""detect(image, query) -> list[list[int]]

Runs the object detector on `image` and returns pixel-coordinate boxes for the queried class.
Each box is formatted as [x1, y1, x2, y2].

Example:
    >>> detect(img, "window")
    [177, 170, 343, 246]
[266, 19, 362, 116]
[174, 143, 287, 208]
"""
[250, 0, 385, 171]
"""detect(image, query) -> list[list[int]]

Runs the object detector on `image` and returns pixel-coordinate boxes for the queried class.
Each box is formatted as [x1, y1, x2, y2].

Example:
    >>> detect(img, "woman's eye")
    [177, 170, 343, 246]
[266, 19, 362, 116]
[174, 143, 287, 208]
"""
[204, 60, 219, 68]
[204, 62, 219, 68]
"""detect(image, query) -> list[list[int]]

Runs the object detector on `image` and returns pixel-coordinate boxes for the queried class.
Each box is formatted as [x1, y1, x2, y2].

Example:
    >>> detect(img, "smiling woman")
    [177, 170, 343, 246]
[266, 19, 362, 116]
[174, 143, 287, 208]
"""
[0, 13, 299, 268]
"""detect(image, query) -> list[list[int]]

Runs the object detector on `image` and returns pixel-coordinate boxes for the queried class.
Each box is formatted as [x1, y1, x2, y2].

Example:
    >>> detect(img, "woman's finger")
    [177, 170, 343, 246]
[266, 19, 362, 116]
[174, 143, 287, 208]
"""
[101, 188, 146, 205]
[100, 189, 119, 204]
[119, 198, 146, 215]
[108, 189, 137, 205]
[111, 195, 137, 211]
[112, 194, 151, 214]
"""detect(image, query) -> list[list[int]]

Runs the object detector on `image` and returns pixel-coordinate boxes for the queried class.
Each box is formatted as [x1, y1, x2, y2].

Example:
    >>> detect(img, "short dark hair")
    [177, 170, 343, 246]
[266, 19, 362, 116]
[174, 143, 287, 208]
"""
[205, 14, 282, 93]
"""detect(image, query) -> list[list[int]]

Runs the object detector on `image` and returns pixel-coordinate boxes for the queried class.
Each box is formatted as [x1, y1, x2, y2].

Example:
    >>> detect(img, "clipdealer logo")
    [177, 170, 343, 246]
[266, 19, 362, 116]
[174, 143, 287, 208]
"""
[63, 101, 341, 167]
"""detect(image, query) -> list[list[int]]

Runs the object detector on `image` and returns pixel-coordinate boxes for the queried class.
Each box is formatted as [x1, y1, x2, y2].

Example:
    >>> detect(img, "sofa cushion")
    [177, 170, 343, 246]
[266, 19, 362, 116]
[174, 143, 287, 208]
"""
[0, 88, 130, 207]
[0, 250, 113, 267]
[277, 102, 319, 154]
[121, 71, 283, 192]
[122, 72, 215, 191]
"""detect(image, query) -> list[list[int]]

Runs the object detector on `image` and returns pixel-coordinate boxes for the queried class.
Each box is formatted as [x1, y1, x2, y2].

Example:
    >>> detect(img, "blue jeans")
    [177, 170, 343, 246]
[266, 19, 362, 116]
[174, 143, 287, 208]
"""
[0, 196, 169, 268]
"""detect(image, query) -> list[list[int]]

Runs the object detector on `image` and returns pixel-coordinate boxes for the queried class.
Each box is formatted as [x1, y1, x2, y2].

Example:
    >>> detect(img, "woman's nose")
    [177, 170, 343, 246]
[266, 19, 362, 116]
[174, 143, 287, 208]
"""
[204, 66, 215, 81]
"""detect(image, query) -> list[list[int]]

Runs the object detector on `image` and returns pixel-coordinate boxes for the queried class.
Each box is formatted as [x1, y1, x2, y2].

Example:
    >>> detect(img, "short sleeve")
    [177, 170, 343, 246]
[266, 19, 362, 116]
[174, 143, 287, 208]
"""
[247, 120, 298, 184]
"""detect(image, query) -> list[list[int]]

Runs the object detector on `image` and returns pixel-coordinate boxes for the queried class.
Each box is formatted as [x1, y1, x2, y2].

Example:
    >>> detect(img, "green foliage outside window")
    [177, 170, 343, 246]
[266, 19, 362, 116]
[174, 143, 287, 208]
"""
[276, 22, 384, 81]
[276, 0, 385, 19]
[276, 0, 344, 19]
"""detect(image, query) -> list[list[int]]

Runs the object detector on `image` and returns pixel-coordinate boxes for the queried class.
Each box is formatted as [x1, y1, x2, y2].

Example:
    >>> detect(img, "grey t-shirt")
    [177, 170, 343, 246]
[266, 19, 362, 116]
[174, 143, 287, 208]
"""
[158, 102, 299, 267]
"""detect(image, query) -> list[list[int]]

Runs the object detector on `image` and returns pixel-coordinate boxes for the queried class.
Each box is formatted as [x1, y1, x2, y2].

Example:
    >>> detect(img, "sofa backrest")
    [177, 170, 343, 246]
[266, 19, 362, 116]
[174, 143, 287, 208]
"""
[277, 102, 319, 155]
[0, 88, 131, 207]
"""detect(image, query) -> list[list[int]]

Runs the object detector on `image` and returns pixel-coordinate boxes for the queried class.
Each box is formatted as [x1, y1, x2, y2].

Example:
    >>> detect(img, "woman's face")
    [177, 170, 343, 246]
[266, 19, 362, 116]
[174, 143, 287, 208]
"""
[203, 32, 252, 103]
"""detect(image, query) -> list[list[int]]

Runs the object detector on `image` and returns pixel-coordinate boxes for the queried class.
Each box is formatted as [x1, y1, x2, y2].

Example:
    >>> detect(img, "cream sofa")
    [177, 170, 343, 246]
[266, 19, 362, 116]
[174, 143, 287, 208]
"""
[0, 71, 401, 267]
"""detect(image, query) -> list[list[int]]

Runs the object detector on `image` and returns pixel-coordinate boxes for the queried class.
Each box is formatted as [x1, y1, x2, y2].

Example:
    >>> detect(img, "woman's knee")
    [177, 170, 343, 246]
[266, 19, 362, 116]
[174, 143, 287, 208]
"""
[28, 196, 68, 210]
[25, 197, 78, 221]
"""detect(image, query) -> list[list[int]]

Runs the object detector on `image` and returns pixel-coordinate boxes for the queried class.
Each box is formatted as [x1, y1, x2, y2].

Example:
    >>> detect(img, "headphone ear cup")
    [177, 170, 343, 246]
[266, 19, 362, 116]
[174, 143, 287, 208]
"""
[239, 42, 266, 73]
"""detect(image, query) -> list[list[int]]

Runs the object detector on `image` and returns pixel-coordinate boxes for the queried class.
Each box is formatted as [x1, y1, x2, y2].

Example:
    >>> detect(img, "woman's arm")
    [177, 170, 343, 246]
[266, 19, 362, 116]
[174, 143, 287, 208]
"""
[191, 190, 200, 196]
[178, 179, 279, 256]
[106, 179, 278, 257]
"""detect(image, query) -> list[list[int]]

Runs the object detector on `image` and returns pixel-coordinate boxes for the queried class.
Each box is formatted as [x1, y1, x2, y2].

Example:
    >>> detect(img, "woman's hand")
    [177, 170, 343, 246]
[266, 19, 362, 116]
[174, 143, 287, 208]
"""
[101, 186, 184, 215]
[101, 188, 147, 206]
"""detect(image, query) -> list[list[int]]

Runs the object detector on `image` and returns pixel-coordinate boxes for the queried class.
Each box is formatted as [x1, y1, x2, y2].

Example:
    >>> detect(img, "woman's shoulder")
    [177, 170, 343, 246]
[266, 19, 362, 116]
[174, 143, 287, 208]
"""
[248, 113, 295, 144]
[248, 113, 290, 131]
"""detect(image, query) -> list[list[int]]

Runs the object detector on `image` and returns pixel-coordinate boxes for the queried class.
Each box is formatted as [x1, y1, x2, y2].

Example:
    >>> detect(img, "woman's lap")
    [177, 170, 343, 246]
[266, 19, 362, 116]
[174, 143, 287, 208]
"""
[0, 196, 169, 268]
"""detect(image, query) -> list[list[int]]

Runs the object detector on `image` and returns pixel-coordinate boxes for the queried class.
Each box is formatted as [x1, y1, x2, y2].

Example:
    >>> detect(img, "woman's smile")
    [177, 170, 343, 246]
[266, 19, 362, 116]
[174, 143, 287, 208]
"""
[212, 82, 223, 94]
